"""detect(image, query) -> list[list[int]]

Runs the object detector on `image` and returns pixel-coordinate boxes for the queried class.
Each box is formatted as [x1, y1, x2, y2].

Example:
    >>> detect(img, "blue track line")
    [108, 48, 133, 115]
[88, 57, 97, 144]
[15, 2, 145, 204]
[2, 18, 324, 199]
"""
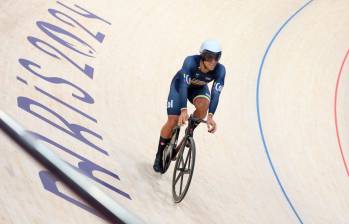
[256, 1, 313, 223]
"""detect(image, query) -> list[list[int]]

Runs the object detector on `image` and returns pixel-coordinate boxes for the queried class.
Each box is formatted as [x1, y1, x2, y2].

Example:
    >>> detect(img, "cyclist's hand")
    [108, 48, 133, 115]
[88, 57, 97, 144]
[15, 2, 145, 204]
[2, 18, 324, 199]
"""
[178, 109, 189, 126]
[207, 116, 217, 133]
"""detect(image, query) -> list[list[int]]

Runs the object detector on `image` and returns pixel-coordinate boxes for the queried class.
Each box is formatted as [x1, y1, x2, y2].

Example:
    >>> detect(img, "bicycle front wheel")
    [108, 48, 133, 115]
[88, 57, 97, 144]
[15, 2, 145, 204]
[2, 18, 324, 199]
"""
[172, 137, 196, 203]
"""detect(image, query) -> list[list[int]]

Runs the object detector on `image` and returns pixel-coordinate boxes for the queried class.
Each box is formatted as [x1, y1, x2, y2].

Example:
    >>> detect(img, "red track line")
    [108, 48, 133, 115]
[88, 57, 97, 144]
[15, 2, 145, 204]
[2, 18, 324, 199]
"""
[334, 48, 349, 176]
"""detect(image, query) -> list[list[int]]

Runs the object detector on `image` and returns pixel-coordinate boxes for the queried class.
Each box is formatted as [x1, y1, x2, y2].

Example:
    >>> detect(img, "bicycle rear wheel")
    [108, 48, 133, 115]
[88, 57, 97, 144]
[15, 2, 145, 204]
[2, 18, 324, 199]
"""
[162, 127, 180, 173]
[172, 137, 196, 203]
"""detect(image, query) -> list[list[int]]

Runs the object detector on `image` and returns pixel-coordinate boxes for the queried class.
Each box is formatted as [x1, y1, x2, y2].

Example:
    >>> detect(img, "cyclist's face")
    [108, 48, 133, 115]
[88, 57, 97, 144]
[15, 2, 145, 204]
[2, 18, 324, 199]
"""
[203, 59, 217, 71]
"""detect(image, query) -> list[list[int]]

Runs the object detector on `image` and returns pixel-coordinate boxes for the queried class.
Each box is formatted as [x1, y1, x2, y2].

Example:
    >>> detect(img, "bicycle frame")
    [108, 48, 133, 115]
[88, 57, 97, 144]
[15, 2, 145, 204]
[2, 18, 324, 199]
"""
[163, 115, 207, 174]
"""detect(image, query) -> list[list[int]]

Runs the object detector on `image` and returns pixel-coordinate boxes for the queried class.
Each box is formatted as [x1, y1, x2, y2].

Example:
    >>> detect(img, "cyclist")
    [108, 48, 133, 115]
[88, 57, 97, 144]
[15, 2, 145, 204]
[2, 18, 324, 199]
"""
[153, 40, 226, 173]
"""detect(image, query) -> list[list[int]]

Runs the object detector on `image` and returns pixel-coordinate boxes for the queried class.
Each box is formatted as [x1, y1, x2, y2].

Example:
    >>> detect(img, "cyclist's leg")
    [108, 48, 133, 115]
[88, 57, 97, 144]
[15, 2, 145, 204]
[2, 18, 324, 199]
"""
[193, 98, 209, 119]
[163, 75, 182, 137]
[154, 75, 182, 172]
[160, 115, 179, 138]
[189, 85, 210, 120]
[187, 85, 210, 132]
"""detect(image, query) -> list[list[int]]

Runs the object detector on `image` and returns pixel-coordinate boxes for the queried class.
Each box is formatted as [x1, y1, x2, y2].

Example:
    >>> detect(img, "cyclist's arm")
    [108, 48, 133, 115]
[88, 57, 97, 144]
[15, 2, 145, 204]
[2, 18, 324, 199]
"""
[178, 57, 193, 111]
[208, 65, 226, 117]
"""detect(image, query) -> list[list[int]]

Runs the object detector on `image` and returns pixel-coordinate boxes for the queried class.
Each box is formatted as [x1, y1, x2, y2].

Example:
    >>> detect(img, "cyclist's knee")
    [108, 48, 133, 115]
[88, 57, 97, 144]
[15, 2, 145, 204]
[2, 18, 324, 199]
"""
[194, 98, 209, 111]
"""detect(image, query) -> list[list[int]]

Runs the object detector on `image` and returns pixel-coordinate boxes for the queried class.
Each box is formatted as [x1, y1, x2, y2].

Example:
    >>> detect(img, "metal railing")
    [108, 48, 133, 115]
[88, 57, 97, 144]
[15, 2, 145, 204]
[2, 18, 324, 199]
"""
[0, 111, 143, 224]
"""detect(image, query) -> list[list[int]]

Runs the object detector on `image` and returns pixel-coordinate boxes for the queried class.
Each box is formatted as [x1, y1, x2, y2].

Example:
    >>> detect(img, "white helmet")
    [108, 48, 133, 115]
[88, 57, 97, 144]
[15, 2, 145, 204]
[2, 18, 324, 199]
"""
[199, 39, 222, 61]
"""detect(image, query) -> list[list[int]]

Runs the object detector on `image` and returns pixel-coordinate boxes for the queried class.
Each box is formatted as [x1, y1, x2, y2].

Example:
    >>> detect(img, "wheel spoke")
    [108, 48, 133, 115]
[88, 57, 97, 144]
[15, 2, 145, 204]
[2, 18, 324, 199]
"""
[179, 171, 184, 194]
[180, 154, 185, 167]
[183, 149, 190, 169]
[175, 170, 184, 184]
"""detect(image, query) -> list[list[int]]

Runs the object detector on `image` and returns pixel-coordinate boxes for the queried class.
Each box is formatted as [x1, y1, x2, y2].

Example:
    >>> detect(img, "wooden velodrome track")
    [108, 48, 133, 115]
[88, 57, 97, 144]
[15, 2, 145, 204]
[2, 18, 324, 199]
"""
[0, 0, 348, 223]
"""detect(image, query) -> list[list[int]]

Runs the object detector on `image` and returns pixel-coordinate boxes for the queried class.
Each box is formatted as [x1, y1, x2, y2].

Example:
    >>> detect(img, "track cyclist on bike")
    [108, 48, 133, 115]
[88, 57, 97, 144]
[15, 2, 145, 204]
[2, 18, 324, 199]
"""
[153, 40, 226, 173]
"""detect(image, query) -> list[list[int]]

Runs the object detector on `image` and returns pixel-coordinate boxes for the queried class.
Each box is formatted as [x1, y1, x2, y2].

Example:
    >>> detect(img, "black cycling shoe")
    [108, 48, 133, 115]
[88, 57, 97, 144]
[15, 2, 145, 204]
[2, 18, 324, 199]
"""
[153, 153, 163, 173]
